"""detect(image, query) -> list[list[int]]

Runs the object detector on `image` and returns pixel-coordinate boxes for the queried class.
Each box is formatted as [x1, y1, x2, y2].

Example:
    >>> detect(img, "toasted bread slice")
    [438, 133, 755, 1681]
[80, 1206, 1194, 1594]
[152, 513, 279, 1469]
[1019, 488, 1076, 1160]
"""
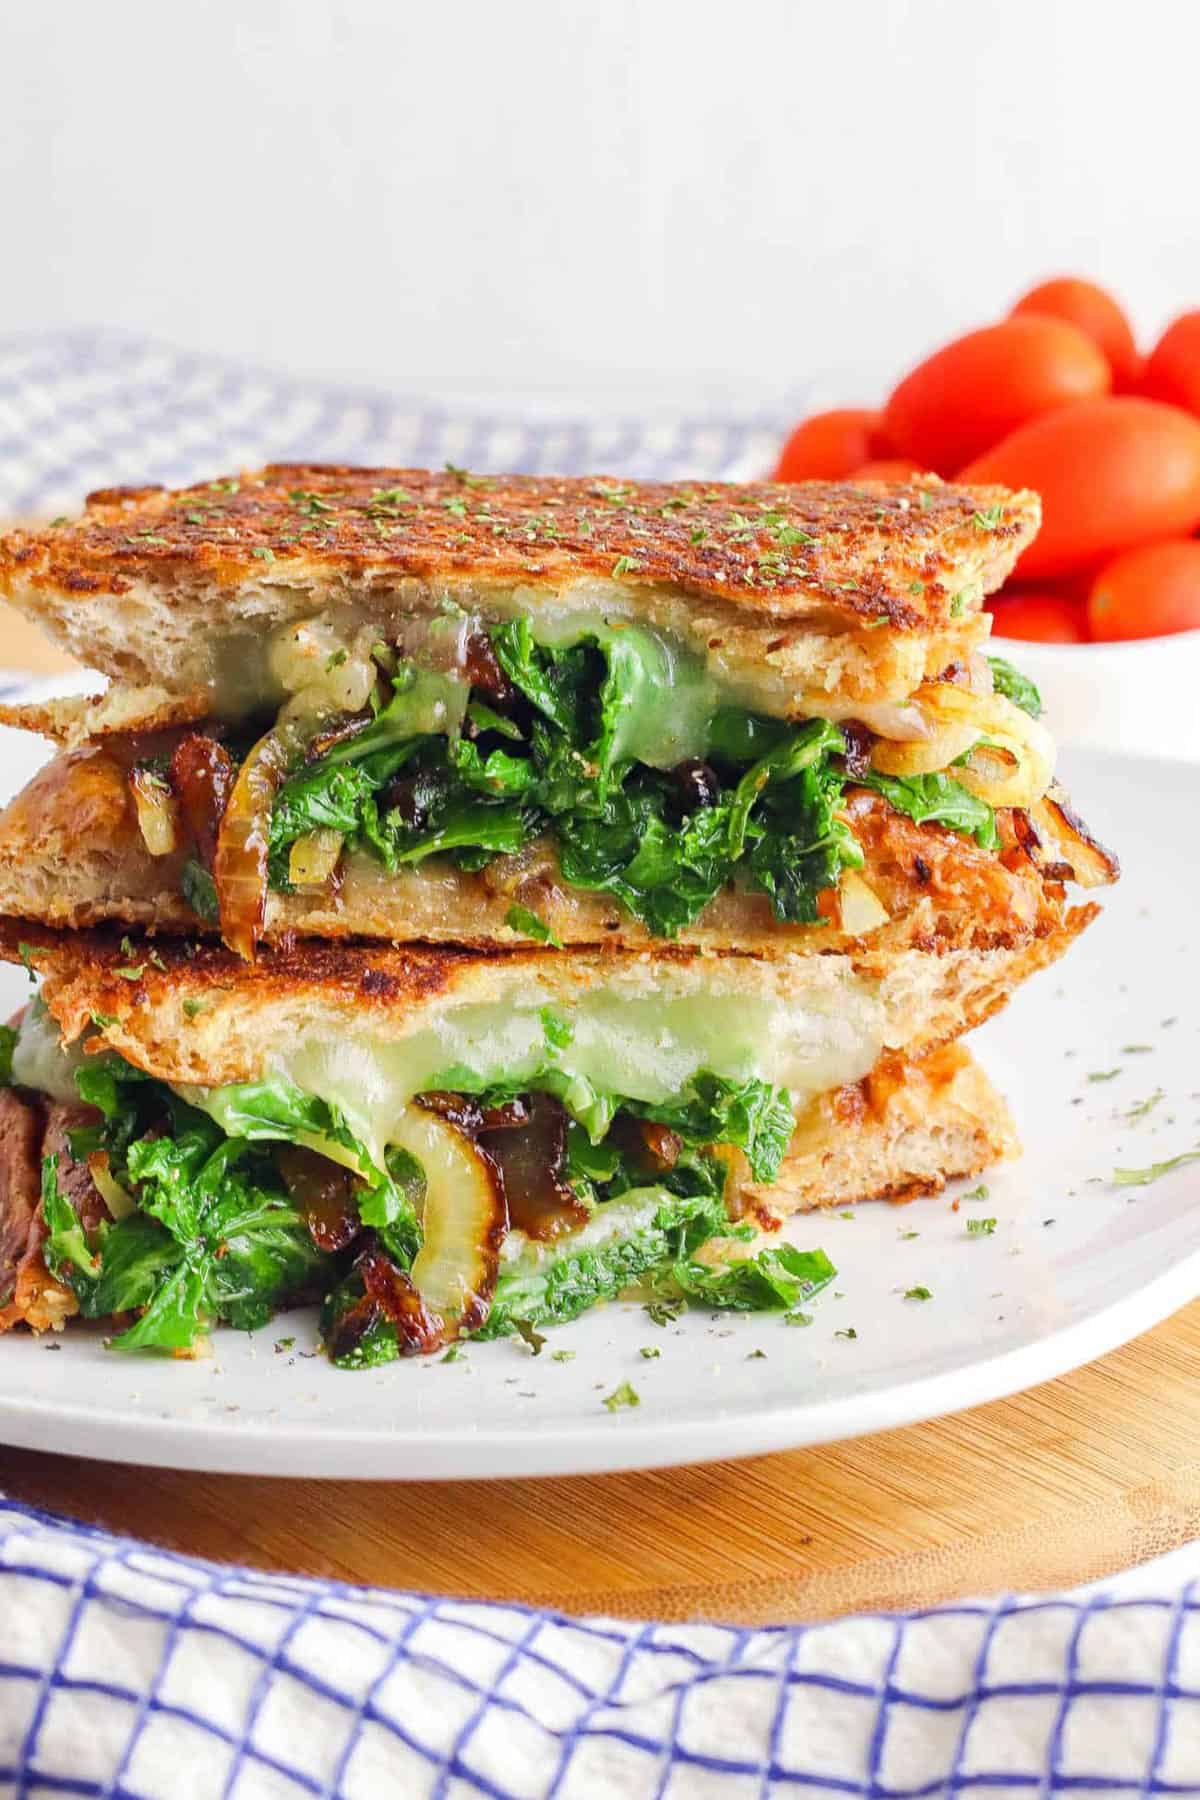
[0, 745, 1073, 957]
[1, 909, 1094, 1096]
[0, 467, 1038, 736]
[0, 685, 210, 750]
[749, 1041, 1017, 1217]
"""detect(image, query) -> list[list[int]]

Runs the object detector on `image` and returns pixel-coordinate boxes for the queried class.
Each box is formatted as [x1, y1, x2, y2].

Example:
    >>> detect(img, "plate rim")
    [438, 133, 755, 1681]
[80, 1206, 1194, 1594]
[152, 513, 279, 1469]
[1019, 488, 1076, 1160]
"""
[1, 1247, 1196, 1480]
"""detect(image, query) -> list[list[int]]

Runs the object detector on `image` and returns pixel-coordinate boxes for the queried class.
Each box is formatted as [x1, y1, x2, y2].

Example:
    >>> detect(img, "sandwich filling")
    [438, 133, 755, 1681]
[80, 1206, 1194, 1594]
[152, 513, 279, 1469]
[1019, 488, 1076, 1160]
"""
[2, 997, 837, 1361]
[124, 608, 1057, 956]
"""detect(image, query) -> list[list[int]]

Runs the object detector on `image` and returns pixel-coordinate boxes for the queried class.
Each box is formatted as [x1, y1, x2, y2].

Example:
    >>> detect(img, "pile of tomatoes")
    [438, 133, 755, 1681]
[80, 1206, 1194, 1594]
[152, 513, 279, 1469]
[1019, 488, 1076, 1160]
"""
[772, 280, 1200, 643]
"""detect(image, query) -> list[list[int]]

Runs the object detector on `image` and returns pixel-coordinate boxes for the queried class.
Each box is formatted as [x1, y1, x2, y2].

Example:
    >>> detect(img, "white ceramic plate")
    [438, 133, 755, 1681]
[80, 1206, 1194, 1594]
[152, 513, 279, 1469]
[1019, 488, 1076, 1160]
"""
[0, 723, 1196, 1480]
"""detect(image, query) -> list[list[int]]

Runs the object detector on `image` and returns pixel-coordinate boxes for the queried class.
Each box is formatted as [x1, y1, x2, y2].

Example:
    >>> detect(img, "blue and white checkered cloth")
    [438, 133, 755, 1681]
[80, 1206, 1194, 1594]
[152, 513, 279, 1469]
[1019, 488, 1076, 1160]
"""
[0, 329, 793, 519]
[4, 1499, 1200, 1796]
[3, 331, 1200, 1792]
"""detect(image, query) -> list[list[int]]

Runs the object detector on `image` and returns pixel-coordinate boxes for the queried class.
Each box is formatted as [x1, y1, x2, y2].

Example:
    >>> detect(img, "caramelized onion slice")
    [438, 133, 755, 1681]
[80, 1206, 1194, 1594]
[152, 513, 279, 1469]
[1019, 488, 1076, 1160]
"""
[398, 1105, 507, 1337]
[170, 735, 237, 866]
[288, 829, 344, 889]
[213, 722, 306, 960]
[607, 1114, 683, 1179]
[86, 1151, 136, 1221]
[872, 684, 1055, 808]
[1029, 787, 1120, 889]
[836, 870, 890, 935]
[480, 1092, 588, 1242]
[343, 1249, 445, 1357]
[277, 1145, 361, 1252]
[129, 767, 181, 857]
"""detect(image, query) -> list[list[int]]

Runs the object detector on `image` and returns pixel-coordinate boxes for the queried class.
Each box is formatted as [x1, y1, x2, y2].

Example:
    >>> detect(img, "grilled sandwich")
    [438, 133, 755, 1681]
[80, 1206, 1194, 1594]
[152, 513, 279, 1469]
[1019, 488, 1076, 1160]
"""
[0, 467, 1113, 961]
[0, 929, 1014, 1358]
[0, 466, 1116, 1363]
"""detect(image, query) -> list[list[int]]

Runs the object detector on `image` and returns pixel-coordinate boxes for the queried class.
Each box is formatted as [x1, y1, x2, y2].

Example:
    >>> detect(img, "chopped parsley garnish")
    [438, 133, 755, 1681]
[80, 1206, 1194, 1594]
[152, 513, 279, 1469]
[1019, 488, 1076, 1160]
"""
[603, 1381, 641, 1412]
[966, 1218, 997, 1237]
[1112, 1149, 1200, 1188]
[512, 1317, 547, 1356]
[834, 1327, 858, 1340]
[1087, 1069, 1122, 1084]
[904, 1285, 933, 1301]
[639, 1346, 661, 1361]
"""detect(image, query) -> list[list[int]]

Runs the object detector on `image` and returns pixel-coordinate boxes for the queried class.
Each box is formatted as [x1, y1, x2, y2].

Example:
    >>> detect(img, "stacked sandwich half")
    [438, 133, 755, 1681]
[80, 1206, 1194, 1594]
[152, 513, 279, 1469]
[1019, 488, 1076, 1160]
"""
[0, 467, 1116, 1362]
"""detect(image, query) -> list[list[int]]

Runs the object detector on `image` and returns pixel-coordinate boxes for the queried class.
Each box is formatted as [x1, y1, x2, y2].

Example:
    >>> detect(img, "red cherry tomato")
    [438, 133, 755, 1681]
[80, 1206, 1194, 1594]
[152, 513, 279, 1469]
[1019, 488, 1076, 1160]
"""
[987, 591, 1088, 644]
[1142, 311, 1200, 417]
[1087, 540, 1200, 641]
[773, 409, 888, 481]
[960, 398, 1200, 578]
[884, 316, 1110, 473]
[849, 457, 927, 480]
[1011, 277, 1140, 390]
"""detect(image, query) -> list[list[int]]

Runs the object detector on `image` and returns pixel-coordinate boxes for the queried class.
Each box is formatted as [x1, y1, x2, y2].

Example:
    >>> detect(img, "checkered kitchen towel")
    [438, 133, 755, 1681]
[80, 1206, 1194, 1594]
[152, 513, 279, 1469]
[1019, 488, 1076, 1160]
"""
[4, 1500, 1200, 1797]
[0, 329, 792, 519]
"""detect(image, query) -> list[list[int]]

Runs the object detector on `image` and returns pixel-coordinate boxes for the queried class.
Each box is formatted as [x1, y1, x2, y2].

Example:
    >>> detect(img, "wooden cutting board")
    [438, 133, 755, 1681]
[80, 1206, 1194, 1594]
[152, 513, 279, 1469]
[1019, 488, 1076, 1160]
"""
[6, 1302, 1200, 1624]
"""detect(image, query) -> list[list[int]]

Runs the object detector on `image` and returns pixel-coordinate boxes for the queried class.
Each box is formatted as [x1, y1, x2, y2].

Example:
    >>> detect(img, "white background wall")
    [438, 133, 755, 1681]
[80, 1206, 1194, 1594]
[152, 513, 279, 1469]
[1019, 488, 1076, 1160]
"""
[3, 0, 1198, 413]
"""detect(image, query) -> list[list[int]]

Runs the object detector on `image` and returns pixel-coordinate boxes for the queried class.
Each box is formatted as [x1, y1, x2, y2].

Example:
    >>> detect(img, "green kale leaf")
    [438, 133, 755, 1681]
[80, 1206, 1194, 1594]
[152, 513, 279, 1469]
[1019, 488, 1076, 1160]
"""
[666, 1243, 836, 1311]
[181, 859, 220, 924]
[476, 1187, 729, 1338]
[40, 1120, 324, 1355]
[630, 1072, 796, 1184]
[987, 655, 1042, 718]
[855, 769, 1000, 851]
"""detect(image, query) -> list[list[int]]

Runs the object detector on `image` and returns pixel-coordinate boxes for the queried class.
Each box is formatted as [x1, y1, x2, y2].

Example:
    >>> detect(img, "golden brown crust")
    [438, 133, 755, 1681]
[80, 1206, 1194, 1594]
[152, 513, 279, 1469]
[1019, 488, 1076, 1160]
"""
[0, 904, 1098, 1092]
[0, 687, 210, 747]
[0, 465, 1039, 630]
[0, 916, 479, 1020]
[743, 1042, 1018, 1218]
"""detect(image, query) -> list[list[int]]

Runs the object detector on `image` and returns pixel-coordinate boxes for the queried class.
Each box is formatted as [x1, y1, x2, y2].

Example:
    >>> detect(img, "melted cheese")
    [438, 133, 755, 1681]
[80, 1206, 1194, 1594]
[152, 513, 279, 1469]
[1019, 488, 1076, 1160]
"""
[206, 603, 791, 734]
[12, 997, 88, 1103]
[268, 973, 883, 1168]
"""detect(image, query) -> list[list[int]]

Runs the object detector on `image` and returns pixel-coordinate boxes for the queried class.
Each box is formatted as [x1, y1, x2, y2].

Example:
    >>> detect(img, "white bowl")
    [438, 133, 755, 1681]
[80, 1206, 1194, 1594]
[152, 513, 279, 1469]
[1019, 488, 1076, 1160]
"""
[991, 628, 1200, 764]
